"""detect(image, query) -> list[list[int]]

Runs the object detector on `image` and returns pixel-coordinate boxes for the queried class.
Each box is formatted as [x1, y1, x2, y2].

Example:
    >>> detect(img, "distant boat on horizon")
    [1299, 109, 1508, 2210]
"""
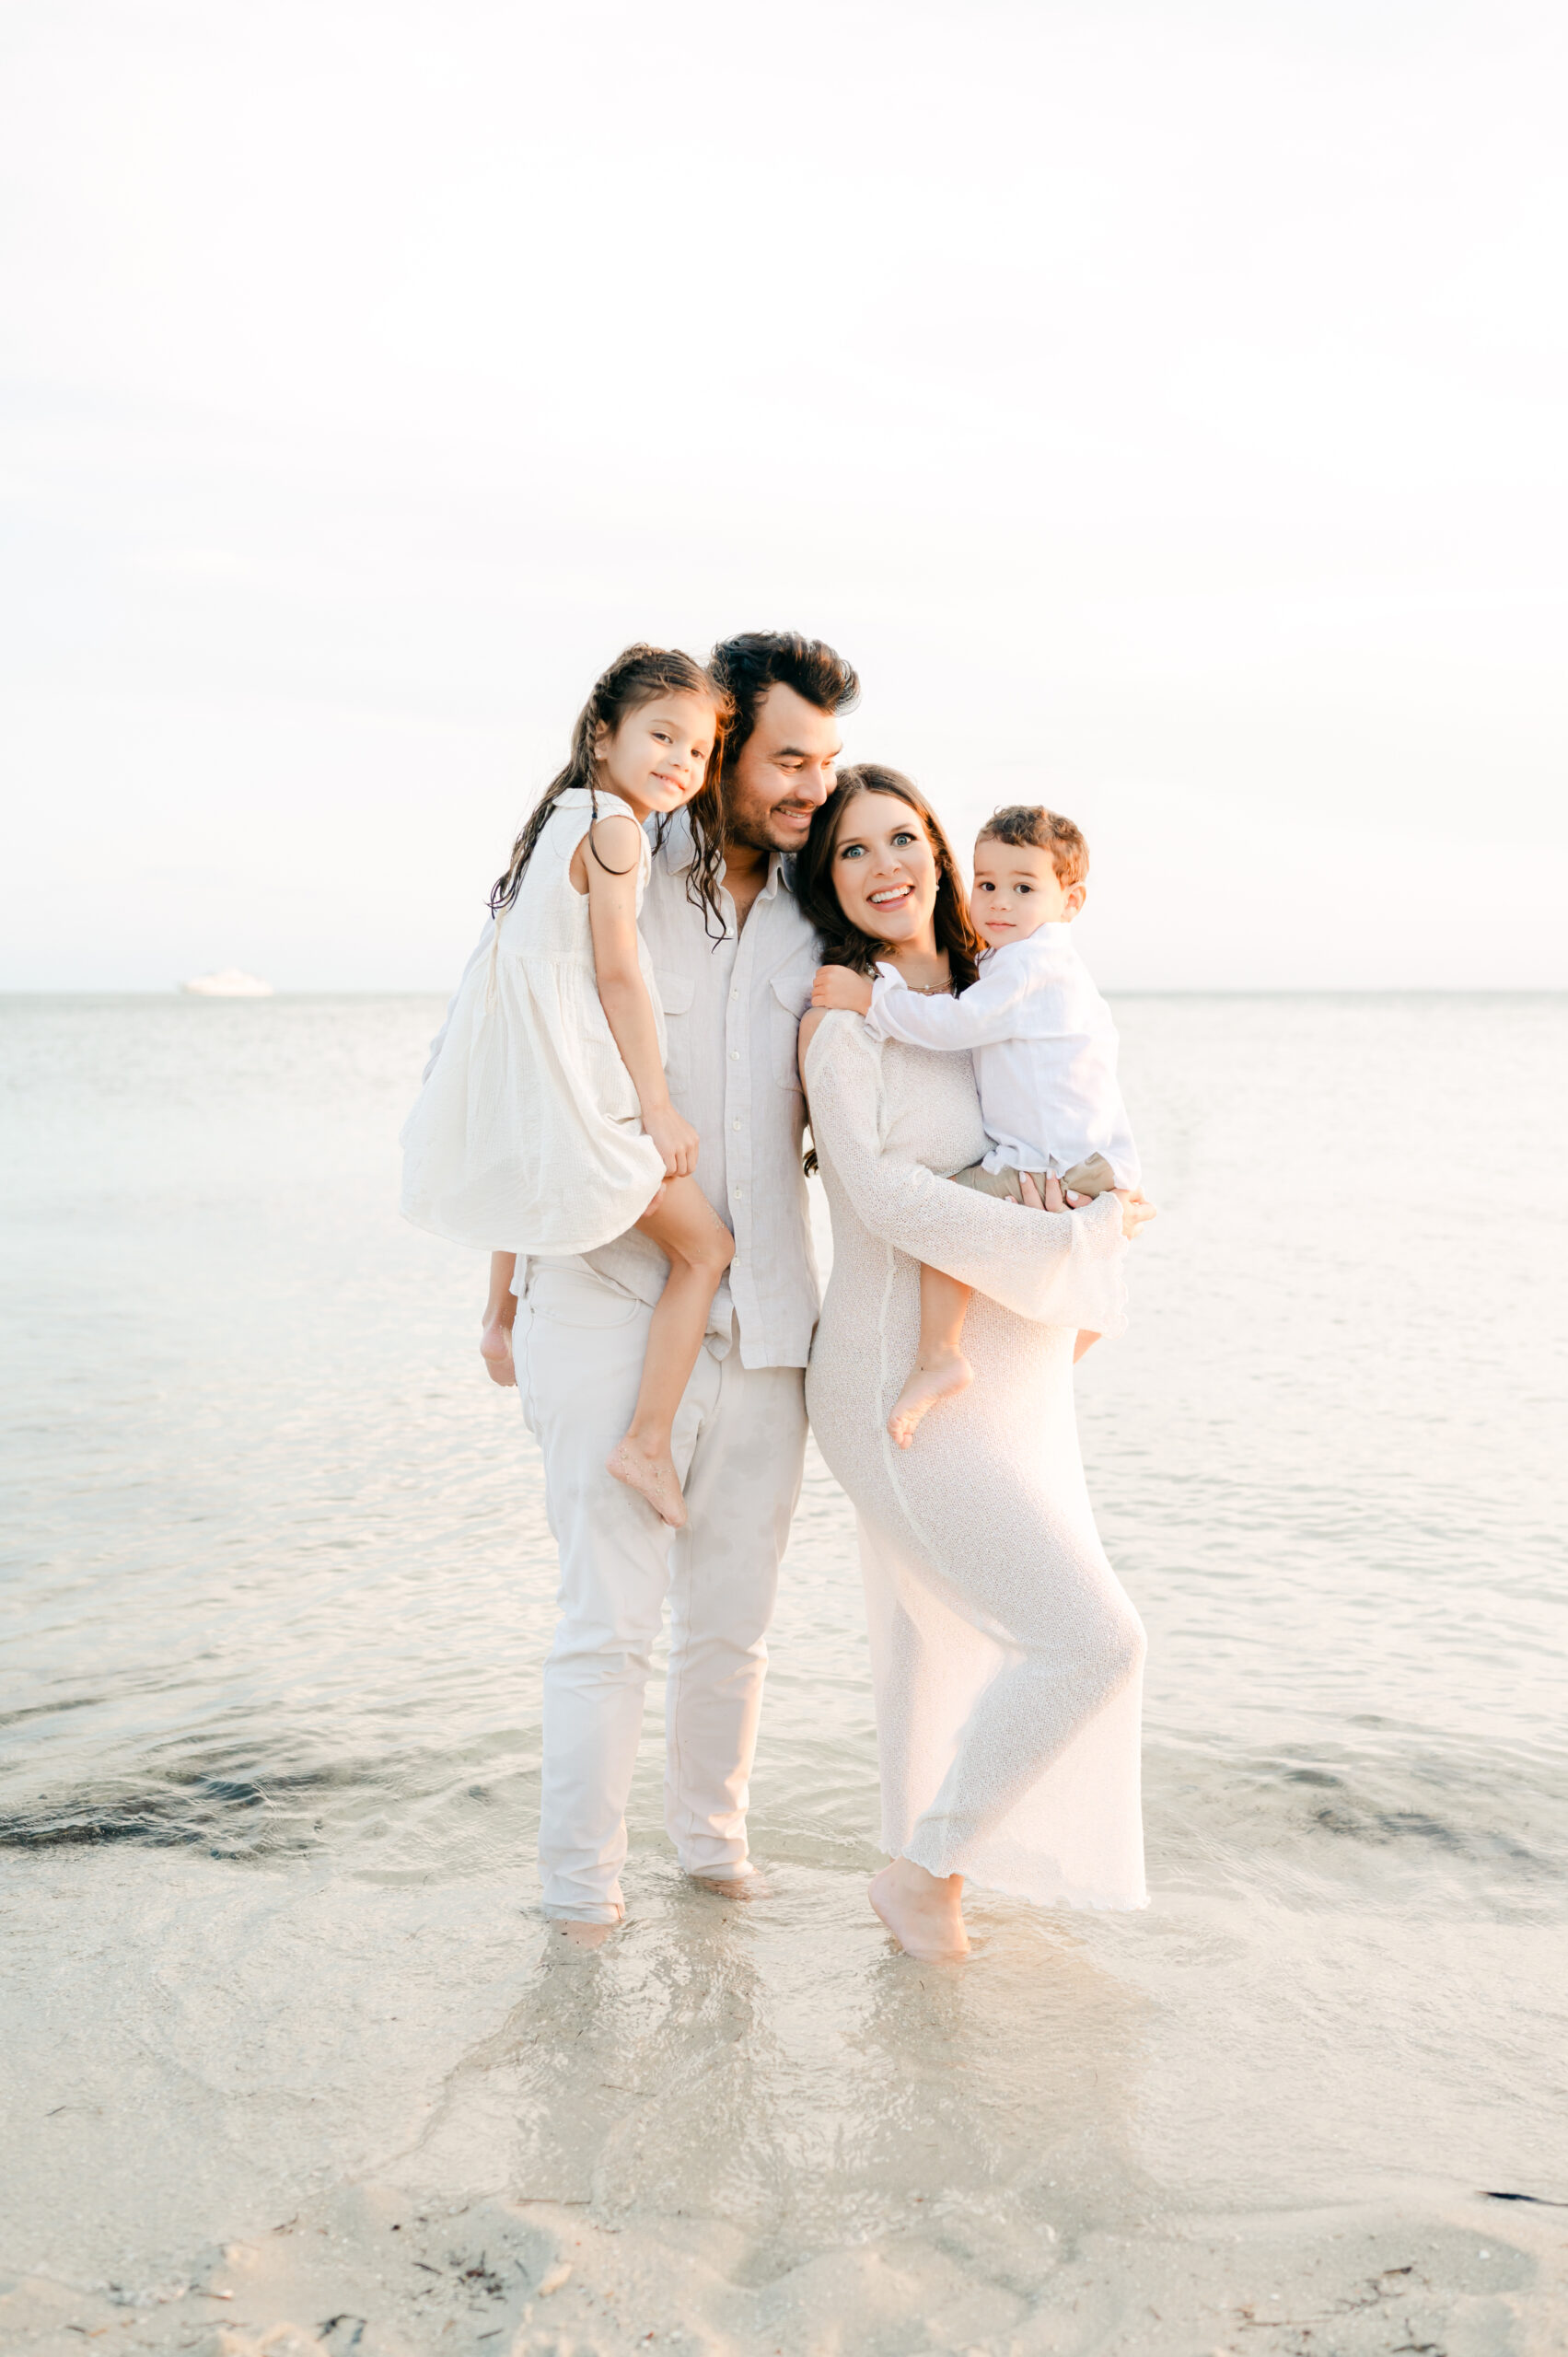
[180, 969, 274, 998]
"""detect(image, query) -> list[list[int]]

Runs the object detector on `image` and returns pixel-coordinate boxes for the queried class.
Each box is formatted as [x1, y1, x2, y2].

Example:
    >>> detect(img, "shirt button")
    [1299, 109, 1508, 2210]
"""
[732, 1119, 741, 1131]
[730, 988, 738, 1000]
[730, 1049, 739, 1060]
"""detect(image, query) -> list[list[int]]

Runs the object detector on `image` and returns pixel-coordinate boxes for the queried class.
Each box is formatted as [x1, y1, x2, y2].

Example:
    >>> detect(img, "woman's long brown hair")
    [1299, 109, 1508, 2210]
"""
[795, 766, 985, 1173]
[795, 764, 985, 992]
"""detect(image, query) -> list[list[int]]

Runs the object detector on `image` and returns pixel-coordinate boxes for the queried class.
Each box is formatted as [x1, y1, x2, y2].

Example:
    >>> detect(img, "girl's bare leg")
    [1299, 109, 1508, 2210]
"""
[481, 1251, 518, 1387]
[887, 1265, 974, 1450]
[606, 1178, 734, 1528]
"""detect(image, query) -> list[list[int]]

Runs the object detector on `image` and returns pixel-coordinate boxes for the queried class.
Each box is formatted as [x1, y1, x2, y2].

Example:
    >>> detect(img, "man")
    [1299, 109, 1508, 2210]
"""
[514, 630, 859, 1937]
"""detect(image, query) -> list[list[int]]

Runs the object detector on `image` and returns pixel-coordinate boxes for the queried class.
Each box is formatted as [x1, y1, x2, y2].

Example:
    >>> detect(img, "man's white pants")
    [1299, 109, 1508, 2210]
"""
[517, 1259, 807, 1922]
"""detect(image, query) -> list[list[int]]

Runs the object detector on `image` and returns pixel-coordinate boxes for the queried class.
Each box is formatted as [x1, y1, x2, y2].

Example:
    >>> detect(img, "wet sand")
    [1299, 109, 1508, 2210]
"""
[6, 1839, 1568, 2357]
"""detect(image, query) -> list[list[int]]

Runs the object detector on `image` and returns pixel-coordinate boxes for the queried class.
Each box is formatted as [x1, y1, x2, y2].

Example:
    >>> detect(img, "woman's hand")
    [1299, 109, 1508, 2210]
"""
[811, 965, 875, 1016]
[1016, 1171, 1061, 1212]
[1016, 1171, 1157, 1242]
[645, 1101, 700, 1178]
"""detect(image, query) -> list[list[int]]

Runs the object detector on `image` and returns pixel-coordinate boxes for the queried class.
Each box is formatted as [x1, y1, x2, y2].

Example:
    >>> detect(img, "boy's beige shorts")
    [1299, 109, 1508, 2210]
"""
[949, 1150, 1118, 1202]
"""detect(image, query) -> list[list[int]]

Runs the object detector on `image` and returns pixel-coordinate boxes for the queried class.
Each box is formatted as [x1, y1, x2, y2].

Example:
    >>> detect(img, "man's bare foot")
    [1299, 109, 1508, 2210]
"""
[887, 1348, 972, 1450]
[868, 1858, 970, 1961]
[480, 1320, 516, 1387]
[553, 1918, 619, 1951]
[688, 1869, 772, 1901]
[607, 1437, 687, 1528]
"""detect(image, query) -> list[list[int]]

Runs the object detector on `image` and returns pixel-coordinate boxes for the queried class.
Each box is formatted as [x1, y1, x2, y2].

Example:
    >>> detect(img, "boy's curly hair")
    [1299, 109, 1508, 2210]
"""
[978, 805, 1088, 888]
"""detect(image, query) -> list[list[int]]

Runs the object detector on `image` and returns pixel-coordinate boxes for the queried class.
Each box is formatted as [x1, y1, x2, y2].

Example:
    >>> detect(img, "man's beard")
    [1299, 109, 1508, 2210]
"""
[726, 797, 816, 855]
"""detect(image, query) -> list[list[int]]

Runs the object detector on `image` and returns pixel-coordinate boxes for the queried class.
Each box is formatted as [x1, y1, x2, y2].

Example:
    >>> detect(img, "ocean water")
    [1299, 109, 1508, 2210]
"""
[3, 992, 1565, 2357]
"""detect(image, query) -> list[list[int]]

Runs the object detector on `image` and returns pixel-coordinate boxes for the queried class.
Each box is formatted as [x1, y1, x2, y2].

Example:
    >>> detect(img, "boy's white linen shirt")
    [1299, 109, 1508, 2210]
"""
[420, 816, 821, 1368]
[863, 924, 1141, 1190]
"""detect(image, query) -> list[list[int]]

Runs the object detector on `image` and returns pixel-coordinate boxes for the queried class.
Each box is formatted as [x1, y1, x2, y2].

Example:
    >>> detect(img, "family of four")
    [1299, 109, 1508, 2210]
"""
[401, 631, 1156, 1963]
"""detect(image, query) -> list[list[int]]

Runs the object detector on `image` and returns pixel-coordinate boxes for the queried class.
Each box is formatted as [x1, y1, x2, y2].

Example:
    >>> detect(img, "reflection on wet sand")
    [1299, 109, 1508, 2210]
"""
[401, 1860, 1146, 2303]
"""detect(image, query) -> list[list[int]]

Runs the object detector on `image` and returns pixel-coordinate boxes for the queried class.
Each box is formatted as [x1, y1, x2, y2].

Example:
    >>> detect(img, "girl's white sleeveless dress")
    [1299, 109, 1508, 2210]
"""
[400, 787, 668, 1255]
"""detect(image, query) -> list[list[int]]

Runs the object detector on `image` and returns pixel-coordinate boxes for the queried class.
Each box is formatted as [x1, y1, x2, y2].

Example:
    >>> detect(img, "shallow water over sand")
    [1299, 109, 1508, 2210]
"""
[3, 992, 1565, 2355]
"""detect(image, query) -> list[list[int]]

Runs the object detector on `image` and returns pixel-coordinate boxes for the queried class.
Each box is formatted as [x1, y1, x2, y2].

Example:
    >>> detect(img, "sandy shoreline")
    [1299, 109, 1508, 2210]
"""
[7, 2181, 1563, 2357]
[6, 1846, 1565, 2357]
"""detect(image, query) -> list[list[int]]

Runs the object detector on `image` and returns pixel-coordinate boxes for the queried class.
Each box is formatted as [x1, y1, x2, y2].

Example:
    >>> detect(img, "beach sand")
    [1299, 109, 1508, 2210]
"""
[6, 1842, 1567, 2357]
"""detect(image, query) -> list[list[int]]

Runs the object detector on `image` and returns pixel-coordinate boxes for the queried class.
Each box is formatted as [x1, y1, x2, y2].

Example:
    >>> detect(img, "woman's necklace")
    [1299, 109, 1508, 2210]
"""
[883, 954, 952, 996]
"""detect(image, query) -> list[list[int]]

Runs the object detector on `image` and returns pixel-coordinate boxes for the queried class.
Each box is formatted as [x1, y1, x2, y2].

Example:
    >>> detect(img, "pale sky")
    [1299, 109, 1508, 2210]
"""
[3, 0, 1564, 990]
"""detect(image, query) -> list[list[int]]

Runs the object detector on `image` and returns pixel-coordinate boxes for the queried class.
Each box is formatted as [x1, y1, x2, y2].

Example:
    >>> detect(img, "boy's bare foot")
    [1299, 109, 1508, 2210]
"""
[868, 1858, 970, 1961]
[887, 1348, 972, 1450]
[480, 1321, 516, 1387]
[607, 1438, 687, 1528]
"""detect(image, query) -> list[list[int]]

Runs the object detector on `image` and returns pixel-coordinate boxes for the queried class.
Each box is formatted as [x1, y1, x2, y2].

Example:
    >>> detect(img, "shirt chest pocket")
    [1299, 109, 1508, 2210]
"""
[655, 970, 696, 1097]
[770, 972, 806, 1094]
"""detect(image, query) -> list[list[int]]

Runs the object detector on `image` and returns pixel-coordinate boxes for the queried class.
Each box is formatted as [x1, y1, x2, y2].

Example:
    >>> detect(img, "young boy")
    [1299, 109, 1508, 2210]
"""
[819, 803, 1142, 1447]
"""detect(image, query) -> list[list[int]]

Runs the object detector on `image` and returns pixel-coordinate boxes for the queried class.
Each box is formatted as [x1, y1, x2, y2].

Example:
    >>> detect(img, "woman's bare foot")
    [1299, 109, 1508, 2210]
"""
[887, 1348, 971, 1449]
[869, 1857, 970, 1960]
[607, 1437, 687, 1528]
[479, 1320, 516, 1387]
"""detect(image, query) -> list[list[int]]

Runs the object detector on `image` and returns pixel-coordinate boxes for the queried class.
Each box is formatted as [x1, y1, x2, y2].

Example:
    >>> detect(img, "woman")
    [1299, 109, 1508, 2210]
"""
[796, 766, 1156, 1961]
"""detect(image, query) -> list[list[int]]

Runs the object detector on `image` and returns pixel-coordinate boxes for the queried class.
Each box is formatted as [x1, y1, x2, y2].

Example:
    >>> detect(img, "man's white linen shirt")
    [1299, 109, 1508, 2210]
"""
[864, 924, 1141, 1189]
[421, 817, 821, 1369]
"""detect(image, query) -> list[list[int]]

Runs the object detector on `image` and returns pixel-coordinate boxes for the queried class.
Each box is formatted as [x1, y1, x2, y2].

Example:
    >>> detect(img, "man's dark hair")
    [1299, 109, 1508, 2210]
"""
[708, 631, 859, 784]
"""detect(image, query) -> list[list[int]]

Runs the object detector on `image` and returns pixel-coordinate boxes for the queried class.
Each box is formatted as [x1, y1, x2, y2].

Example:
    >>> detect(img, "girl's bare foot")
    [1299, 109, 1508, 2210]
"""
[887, 1347, 971, 1449]
[480, 1320, 516, 1387]
[607, 1437, 687, 1528]
[869, 1858, 970, 1961]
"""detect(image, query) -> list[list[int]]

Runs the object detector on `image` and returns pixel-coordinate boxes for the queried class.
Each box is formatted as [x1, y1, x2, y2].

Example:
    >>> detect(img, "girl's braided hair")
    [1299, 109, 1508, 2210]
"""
[489, 644, 732, 933]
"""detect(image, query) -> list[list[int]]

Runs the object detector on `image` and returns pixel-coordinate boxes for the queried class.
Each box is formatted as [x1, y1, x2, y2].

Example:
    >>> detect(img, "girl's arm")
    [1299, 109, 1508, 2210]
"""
[799, 1009, 1131, 1334]
[584, 815, 697, 1177]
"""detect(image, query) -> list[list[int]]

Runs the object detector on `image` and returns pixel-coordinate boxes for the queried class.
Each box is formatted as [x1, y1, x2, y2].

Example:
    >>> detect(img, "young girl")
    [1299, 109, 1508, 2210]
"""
[401, 644, 736, 1528]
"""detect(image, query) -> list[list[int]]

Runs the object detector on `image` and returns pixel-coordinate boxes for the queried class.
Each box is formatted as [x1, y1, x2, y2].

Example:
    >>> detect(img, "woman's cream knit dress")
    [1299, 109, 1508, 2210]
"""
[804, 1011, 1147, 1910]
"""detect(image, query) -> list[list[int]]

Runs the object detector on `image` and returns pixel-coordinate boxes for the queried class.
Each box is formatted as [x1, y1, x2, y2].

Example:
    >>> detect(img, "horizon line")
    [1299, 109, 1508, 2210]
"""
[4, 985, 1566, 1003]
